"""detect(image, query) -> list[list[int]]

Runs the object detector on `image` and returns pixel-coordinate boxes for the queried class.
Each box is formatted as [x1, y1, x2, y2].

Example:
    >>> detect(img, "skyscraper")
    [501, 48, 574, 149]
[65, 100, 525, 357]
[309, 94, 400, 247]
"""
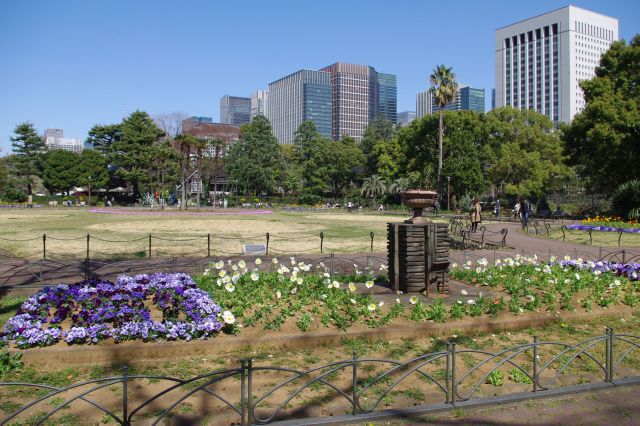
[44, 128, 83, 153]
[377, 73, 398, 124]
[416, 91, 434, 118]
[220, 95, 251, 125]
[250, 91, 268, 118]
[320, 62, 396, 141]
[267, 69, 332, 145]
[495, 5, 618, 123]
[459, 86, 485, 113]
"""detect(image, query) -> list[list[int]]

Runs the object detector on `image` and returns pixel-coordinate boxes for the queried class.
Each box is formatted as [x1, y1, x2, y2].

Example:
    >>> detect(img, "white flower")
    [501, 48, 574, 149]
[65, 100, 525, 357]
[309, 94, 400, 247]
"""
[451, 262, 458, 268]
[456, 300, 463, 305]
[290, 257, 296, 265]
[332, 280, 340, 289]
[290, 275, 297, 282]
[476, 267, 484, 274]
[297, 277, 303, 285]
[219, 270, 227, 277]
[238, 260, 246, 269]
[452, 334, 458, 338]
[594, 270, 602, 276]
[543, 265, 552, 274]
[215, 260, 224, 270]
[349, 282, 356, 292]
[222, 310, 235, 324]
[477, 258, 488, 266]
[350, 298, 357, 304]
[272, 257, 278, 264]
[323, 272, 330, 278]
[291, 287, 298, 295]
[409, 296, 418, 305]
[320, 294, 327, 300]
[380, 264, 388, 271]
[231, 264, 238, 271]
[564, 255, 571, 261]
[397, 290, 403, 295]
[461, 290, 468, 296]
[255, 258, 262, 265]
[526, 295, 535, 302]
[614, 279, 621, 286]
[365, 281, 374, 289]
[367, 303, 376, 311]
[378, 301, 384, 307]
[250, 271, 259, 282]
[216, 278, 222, 287]
[550, 256, 557, 262]
[225, 283, 235, 293]
[575, 273, 581, 281]
[466, 261, 472, 266]
[467, 299, 476, 305]
[203, 268, 210, 276]
[395, 298, 401, 303]
[276, 290, 281, 299]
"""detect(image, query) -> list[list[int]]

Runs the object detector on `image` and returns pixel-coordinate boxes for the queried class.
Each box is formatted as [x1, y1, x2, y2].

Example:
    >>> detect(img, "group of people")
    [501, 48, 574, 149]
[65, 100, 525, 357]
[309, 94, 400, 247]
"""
[468, 197, 532, 232]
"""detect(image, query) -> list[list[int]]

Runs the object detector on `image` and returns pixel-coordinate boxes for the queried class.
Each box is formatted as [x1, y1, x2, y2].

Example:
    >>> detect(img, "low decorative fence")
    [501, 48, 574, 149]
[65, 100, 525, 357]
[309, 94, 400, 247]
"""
[448, 218, 508, 249]
[525, 220, 640, 247]
[1, 329, 638, 425]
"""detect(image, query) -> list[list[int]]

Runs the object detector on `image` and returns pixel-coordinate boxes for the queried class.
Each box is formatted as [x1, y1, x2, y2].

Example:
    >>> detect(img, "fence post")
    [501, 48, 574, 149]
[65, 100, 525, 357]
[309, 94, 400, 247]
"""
[148, 234, 152, 258]
[618, 230, 623, 247]
[533, 336, 538, 392]
[247, 358, 254, 426]
[588, 229, 593, 245]
[207, 233, 211, 257]
[451, 342, 457, 405]
[330, 253, 335, 277]
[574, 248, 578, 260]
[122, 366, 129, 426]
[599, 246, 602, 261]
[445, 342, 451, 404]
[172, 257, 177, 273]
[320, 232, 324, 253]
[42, 234, 46, 260]
[240, 359, 246, 426]
[266, 232, 270, 255]
[370, 232, 374, 253]
[352, 352, 358, 415]
[609, 328, 615, 383]
[86, 234, 90, 260]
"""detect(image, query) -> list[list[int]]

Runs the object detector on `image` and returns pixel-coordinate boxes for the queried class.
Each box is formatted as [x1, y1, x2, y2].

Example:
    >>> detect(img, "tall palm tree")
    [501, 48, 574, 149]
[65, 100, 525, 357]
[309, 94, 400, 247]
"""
[429, 65, 458, 187]
[389, 177, 410, 195]
[361, 175, 387, 209]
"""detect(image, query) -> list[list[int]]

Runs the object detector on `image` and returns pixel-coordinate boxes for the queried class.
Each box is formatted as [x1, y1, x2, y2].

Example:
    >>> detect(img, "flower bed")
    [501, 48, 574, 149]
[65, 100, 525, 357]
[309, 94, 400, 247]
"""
[450, 255, 639, 315]
[569, 216, 640, 233]
[1, 273, 224, 348]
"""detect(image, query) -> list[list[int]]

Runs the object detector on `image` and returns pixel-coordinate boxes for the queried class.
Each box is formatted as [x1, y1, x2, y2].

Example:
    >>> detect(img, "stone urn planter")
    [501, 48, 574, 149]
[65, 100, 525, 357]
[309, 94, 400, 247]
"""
[400, 190, 438, 223]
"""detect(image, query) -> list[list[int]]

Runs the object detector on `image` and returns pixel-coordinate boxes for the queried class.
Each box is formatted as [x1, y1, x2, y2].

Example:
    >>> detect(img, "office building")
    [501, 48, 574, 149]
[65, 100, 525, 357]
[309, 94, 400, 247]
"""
[416, 91, 434, 118]
[377, 73, 398, 124]
[495, 5, 618, 123]
[319, 63, 397, 140]
[492, 88, 496, 110]
[397, 111, 416, 126]
[44, 128, 83, 153]
[186, 116, 213, 124]
[251, 91, 268, 118]
[460, 86, 485, 113]
[267, 69, 332, 145]
[220, 95, 251, 125]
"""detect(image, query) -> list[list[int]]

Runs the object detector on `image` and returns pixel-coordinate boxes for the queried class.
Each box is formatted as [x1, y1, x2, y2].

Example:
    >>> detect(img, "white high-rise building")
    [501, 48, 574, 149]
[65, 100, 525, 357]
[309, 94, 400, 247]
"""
[44, 128, 83, 153]
[416, 91, 434, 118]
[495, 5, 618, 124]
[250, 90, 268, 118]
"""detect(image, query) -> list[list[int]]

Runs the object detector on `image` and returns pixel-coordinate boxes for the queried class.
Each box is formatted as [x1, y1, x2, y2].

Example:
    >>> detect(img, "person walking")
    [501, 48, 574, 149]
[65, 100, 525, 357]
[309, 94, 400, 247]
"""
[469, 198, 482, 232]
[513, 201, 521, 219]
[434, 198, 440, 215]
[520, 197, 531, 229]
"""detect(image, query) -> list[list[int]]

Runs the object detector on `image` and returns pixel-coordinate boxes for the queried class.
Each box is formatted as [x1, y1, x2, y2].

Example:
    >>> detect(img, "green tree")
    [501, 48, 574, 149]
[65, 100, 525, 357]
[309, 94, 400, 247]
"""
[429, 65, 458, 186]
[563, 35, 640, 191]
[42, 150, 80, 194]
[361, 175, 387, 208]
[77, 149, 109, 193]
[361, 116, 394, 176]
[293, 121, 323, 163]
[109, 111, 164, 195]
[86, 124, 121, 152]
[225, 115, 285, 195]
[10, 122, 46, 194]
[485, 107, 571, 198]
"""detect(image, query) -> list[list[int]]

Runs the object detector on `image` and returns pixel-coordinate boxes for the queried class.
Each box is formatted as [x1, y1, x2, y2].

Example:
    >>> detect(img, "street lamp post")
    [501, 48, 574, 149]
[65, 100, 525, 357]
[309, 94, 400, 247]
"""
[447, 176, 451, 212]
[88, 176, 92, 207]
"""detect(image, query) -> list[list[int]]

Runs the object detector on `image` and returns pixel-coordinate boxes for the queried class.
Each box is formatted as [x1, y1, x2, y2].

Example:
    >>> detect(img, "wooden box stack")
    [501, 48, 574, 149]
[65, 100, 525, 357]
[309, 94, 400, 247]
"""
[387, 222, 450, 294]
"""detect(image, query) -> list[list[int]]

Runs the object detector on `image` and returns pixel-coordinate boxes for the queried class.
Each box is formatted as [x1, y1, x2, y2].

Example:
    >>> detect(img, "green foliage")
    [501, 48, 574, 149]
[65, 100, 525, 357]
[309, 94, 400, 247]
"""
[563, 35, 640, 192]
[78, 149, 109, 191]
[426, 299, 447, 323]
[487, 370, 504, 386]
[361, 116, 395, 176]
[612, 180, 640, 219]
[508, 368, 533, 384]
[0, 349, 23, 377]
[226, 115, 285, 195]
[297, 194, 321, 205]
[86, 124, 121, 152]
[430, 64, 458, 184]
[109, 111, 165, 194]
[361, 175, 387, 208]
[42, 150, 80, 194]
[2, 187, 28, 203]
[10, 122, 46, 194]
[485, 107, 571, 198]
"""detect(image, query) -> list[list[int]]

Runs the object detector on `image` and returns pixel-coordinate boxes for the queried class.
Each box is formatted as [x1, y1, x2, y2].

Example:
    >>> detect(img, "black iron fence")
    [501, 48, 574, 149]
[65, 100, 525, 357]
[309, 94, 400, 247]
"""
[448, 218, 508, 249]
[1, 329, 638, 425]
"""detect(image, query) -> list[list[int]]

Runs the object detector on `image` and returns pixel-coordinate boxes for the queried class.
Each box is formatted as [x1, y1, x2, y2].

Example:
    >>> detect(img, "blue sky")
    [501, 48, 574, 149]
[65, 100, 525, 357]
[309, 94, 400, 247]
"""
[0, 0, 638, 153]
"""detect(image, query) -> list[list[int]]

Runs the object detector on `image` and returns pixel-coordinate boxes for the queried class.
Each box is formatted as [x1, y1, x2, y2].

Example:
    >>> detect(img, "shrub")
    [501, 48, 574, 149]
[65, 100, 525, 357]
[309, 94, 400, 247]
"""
[297, 194, 321, 205]
[612, 180, 640, 219]
[3, 187, 28, 203]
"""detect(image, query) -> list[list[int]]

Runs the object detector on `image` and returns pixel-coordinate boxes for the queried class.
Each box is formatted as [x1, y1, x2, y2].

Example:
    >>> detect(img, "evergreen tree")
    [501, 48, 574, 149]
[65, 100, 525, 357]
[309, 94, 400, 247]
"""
[10, 122, 46, 195]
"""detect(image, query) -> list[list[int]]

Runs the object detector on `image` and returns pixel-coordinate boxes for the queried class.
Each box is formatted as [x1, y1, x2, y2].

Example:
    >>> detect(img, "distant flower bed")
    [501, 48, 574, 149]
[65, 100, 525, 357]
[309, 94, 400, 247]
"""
[571, 216, 640, 233]
[1, 273, 225, 349]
